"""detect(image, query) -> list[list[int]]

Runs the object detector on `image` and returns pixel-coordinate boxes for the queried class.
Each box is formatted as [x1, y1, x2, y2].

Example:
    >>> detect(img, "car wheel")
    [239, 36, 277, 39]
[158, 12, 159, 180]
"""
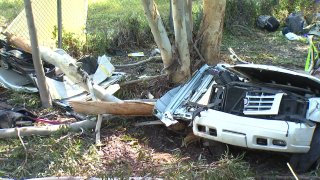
[290, 124, 320, 173]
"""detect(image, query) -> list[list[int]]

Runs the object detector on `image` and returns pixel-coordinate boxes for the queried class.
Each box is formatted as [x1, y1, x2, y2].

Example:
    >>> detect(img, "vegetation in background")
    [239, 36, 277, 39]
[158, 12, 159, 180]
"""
[1, 0, 315, 56]
[0, 0, 23, 25]
[85, 0, 157, 54]
[224, 0, 315, 31]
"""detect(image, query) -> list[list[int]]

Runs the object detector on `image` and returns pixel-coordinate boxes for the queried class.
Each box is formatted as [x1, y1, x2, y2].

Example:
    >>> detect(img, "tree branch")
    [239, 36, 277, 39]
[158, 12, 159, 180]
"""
[114, 56, 162, 68]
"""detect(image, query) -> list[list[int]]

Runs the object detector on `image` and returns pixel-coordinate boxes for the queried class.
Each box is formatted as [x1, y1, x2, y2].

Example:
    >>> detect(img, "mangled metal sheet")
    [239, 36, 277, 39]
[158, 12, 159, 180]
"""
[45, 76, 85, 100]
[0, 40, 124, 108]
[45, 54, 117, 100]
[50, 72, 125, 108]
[229, 64, 320, 93]
[0, 67, 38, 93]
[154, 64, 219, 126]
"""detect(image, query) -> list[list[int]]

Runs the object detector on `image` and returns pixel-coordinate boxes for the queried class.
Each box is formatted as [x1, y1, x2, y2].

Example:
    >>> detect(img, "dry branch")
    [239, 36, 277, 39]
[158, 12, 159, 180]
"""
[69, 101, 155, 116]
[114, 56, 162, 68]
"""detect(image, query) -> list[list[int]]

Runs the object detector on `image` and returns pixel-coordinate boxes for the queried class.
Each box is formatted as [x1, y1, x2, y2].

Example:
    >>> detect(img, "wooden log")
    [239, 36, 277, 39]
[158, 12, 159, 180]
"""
[69, 101, 155, 116]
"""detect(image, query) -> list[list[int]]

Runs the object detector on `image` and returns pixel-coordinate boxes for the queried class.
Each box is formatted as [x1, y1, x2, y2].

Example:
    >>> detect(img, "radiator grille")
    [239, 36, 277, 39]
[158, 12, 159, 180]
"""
[243, 92, 284, 115]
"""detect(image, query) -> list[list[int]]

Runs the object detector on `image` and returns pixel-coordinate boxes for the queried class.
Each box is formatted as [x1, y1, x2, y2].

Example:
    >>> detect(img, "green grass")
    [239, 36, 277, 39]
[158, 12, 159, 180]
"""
[0, 0, 23, 25]
[0, 131, 103, 179]
[85, 0, 171, 54]
[7, 91, 41, 109]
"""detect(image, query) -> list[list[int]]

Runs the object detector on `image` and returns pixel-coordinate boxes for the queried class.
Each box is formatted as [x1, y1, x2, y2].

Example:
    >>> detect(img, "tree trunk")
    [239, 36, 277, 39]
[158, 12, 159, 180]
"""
[171, 0, 191, 83]
[197, 0, 226, 65]
[185, 0, 193, 44]
[141, 0, 172, 73]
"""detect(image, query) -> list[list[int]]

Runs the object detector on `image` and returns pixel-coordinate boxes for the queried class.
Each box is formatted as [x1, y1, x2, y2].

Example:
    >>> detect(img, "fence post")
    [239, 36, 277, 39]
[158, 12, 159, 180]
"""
[24, 0, 52, 108]
[57, 0, 62, 48]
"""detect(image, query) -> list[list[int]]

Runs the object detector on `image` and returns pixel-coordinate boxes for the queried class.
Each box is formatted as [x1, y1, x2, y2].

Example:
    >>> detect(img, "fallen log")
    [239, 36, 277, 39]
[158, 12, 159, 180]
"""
[69, 101, 155, 116]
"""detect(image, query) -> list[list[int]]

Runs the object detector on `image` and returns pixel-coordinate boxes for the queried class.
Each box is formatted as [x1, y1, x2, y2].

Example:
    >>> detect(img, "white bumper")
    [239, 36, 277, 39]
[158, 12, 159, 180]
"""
[193, 109, 316, 153]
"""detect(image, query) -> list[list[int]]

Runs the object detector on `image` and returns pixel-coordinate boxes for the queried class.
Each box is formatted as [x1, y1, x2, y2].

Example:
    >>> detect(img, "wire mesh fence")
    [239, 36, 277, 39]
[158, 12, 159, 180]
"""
[1, 0, 87, 49]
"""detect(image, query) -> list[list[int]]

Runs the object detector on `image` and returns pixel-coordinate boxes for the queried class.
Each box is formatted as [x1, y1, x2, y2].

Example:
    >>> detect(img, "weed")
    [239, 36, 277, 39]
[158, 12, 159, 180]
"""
[7, 91, 41, 109]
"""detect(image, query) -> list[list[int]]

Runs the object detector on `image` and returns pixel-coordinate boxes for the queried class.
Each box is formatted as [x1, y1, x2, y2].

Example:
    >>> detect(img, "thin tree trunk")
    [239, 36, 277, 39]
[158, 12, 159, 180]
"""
[171, 0, 191, 83]
[24, 0, 52, 108]
[185, 0, 193, 44]
[197, 0, 226, 65]
[141, 0, 173, 72]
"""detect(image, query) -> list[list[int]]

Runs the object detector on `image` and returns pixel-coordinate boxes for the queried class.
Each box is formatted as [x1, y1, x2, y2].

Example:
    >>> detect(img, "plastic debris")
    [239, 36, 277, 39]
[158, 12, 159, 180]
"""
[128, 52, 144, 57]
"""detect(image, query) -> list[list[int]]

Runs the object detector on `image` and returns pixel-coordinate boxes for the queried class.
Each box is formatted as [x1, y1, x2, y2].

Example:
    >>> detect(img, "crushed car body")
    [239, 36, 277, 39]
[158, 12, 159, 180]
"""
[0, 39, 124, 108]
[154, 63, 320, 172]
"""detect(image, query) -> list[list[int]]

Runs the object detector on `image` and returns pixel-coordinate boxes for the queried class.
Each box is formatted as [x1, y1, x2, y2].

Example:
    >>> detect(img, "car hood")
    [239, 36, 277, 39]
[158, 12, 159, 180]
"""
[229, 64, 320, 93]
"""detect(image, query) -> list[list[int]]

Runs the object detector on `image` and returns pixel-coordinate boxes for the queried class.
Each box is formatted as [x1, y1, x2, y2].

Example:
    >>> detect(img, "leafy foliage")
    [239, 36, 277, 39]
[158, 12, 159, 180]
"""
[224, 0, 315, 31]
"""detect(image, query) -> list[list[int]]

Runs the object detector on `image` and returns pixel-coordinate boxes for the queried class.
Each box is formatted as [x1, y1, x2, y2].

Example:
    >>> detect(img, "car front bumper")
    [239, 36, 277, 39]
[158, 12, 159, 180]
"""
[193, 109, 316, 153]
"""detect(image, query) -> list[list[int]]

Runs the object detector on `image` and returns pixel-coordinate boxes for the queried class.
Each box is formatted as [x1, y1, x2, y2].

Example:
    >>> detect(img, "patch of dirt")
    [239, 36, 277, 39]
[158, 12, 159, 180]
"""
[99, 121, 213, 176]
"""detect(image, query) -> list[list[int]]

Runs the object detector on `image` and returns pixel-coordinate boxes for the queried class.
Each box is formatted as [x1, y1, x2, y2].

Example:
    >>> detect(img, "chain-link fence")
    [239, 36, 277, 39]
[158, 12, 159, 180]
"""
[1, 0, 87, 49]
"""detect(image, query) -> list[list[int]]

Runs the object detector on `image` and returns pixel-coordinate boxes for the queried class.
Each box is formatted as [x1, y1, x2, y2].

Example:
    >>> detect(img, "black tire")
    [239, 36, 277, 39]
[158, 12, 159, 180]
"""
[290, 124, 320, 173]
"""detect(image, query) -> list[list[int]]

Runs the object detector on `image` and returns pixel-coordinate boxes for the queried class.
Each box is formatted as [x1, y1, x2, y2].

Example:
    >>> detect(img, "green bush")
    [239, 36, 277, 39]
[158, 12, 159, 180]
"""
[224, 0, 315, 31]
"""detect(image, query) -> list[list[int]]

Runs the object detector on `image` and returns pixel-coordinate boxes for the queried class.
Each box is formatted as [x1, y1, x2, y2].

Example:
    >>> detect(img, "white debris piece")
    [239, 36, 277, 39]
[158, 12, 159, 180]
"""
[93, 55, 115, 84]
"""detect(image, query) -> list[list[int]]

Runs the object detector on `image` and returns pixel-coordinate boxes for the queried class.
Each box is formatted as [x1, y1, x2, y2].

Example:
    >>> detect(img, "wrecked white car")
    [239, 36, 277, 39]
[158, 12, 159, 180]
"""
[154, 64, 320, 172]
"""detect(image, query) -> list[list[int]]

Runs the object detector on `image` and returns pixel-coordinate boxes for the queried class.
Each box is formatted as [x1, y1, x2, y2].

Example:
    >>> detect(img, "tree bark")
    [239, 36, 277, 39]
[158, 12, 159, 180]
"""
[141, 0, 172, 72]
[197, 0, 226, 65]
[171, 0, 191, 83]
[185, 0, 193, 44]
